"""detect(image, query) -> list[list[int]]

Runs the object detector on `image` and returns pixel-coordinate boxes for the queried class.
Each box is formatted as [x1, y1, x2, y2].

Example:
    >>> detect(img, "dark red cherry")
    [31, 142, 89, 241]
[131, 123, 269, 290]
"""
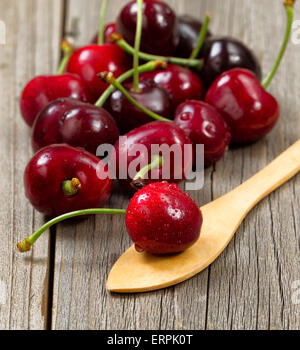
[20, 74, 91, 127]
[175, 15, 212, 58]
[174, 100, 231, 166]
[116, 0, 179, 56]
[106, 79, 172, 134]
[66, 44, 131, 102]
[201, 37, 262, 87]
[126, 182, 202, 254]
[18, 181, 202, 255]
[205, 68, 279, 144]
[139, 64, 204, 112]
[91, 22, 116, 44]
[113, 121, 193, 192]
[32, 98, 119, 154]
[24, 144, 113, 217]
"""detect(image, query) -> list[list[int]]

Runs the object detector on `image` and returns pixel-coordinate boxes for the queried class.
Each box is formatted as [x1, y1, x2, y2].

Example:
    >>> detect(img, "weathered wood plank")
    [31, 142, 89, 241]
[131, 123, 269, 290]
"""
[0, 0, 64, 330]
[51, 0, 300, 330]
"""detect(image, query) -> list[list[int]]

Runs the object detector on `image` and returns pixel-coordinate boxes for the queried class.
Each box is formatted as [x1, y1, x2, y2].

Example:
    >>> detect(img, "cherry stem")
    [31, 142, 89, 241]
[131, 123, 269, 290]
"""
[262, 0, 295, 89]
[110, 33, 204, 70]
[133, 0, 144, 92]
[57, 40, 75, 75]
[98, 0, 109, 45]
[95, 60, 167, 107]
[62, 178, 82, 196]
[189, 13, 211, 59]
[132, 155, 163, 190]
[17, 208, 126, 253]
[98, 72, 172, 122]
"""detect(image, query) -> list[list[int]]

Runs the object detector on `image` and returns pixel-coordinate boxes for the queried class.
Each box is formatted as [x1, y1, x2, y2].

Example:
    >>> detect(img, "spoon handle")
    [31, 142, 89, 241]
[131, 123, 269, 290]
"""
[226, 139, 300, 214]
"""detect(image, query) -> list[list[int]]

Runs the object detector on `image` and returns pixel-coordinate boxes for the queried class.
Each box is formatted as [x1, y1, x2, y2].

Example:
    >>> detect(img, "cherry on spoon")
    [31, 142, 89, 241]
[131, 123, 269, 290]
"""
[107, 139, 300, 292]
[17, 182, 202, 255]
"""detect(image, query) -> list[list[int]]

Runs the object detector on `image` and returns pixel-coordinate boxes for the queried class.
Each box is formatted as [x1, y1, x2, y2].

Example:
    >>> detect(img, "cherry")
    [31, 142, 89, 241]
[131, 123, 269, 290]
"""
[116, 0, 179, 56]
[101, 71, 229, 167]
[205, 0, 294, 144]
[126, 182, 202, 254]
[20, 40, 92, 127]
[24, 144, 113, 217]
[65, 44, 131, 102]
[91, 22, 116, 44]
[113, 121, 193, 192]
[20, 74, 91, 127]
[18, 183, 202, 255]
[32, 98, 119, 154]
[32, 60, 164, 154]
[201, 37, 262, 87]
[104, 0, 171, 134]
[175, 15, 212, 58]
[174, 101, 232, 166]
[140, 64, 204, 112]
[106, 79, 172, 134]
[205, 68, 279, 144]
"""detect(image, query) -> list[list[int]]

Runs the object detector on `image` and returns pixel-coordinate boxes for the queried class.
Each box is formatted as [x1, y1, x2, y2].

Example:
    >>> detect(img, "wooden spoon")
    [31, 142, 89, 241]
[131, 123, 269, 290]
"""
[107, 140, 300, 293]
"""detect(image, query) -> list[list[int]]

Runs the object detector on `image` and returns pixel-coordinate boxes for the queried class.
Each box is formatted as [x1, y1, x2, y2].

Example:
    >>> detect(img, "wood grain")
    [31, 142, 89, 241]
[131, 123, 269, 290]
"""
[0, 0, 64, 329]
[1, 0, 300, 330]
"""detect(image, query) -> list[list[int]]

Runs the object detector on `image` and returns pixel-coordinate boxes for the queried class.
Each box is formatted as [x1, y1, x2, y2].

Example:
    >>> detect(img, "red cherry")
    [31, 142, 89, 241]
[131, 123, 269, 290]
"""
[18, 182, 201, 255]
[20, 74, 91, 127]
[140, 64, 204, 112]
[175, 14, 212, 58]
[126, 182, 202, 254]
[200, 37, 262, 87]
[106, 79, 172, 134]
[24, 144, 112, 217]
[116, 0, 179, 56]
[32, 98, 119, 154]
[65, 44, 131, 102]
[205, 68, 279, 144]
[113, 121, 193, 192]
[174, 100, 232, 166]
[91, 22, 117, 44]
[101, 72, 230, 167]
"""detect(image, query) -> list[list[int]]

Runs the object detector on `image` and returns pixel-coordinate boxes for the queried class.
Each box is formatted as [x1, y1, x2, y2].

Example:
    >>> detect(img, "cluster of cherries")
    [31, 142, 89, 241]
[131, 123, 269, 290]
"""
[18, 0, 295, 255]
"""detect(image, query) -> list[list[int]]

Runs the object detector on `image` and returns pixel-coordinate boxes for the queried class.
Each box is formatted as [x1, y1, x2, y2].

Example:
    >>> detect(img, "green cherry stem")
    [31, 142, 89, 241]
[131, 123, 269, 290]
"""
[132, 155, 164, 190]
[133, 0, 144, 92]
[98, 71, 172, 122]
[110, 33, 204, 70]
[62, 178, 82, 196]
[189, 13, 211, 59]
[57, 40, 75, 75]
[17, 208, 126, 253]
[95, 60, 167, 108]
[98, 0, 109, 45]
[262, 0, 295, 89]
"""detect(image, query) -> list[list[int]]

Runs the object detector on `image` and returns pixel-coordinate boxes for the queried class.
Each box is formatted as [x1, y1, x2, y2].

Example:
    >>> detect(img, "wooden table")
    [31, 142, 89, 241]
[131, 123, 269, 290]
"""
[1, 0, 300, 330]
